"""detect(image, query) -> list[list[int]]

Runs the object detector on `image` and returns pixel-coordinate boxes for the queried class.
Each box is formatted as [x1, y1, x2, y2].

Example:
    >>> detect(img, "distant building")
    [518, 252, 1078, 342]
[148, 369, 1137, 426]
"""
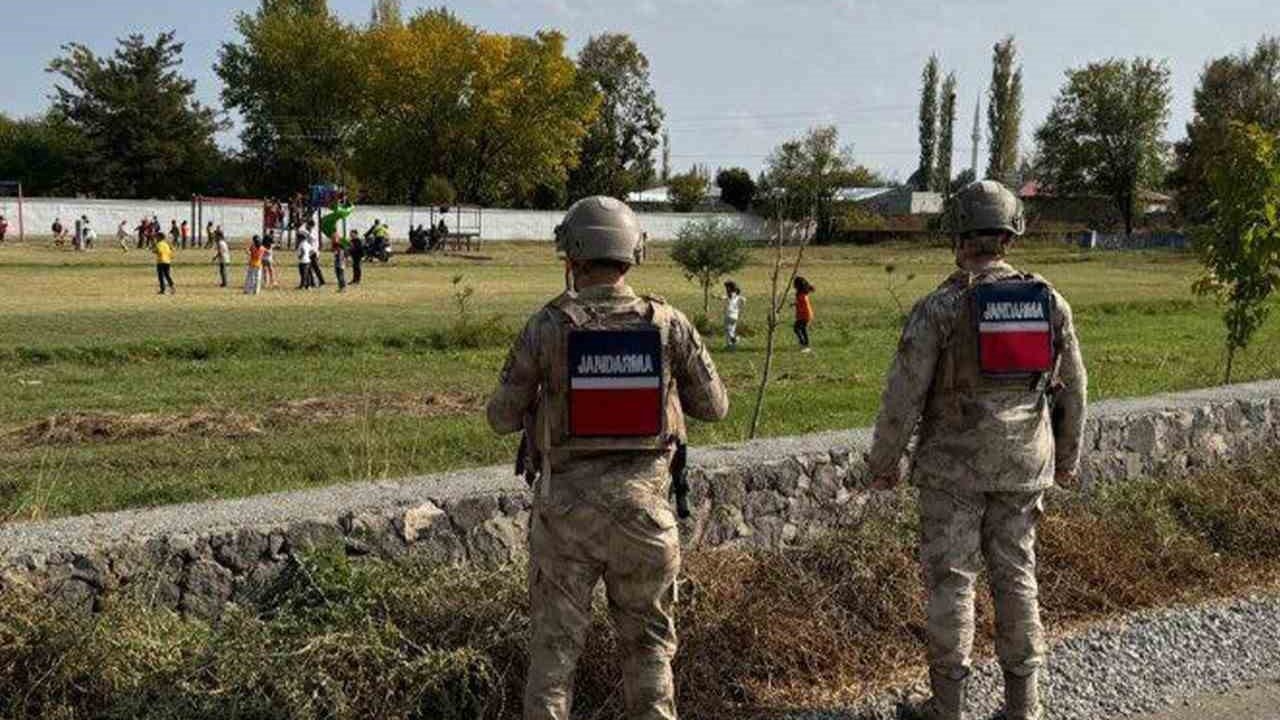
[626, 185, 723, 208]
[1017, 181, 1172, 229]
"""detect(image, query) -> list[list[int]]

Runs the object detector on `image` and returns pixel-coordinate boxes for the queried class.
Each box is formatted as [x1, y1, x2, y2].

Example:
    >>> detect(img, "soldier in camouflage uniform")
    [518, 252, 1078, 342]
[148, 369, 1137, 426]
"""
[867, 180, 1088, 720]
[487, 196, 729, 720]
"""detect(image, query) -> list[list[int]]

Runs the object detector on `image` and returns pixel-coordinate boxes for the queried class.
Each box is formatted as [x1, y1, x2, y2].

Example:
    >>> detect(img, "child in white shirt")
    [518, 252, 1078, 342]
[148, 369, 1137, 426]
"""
[723, 280, 745, 349]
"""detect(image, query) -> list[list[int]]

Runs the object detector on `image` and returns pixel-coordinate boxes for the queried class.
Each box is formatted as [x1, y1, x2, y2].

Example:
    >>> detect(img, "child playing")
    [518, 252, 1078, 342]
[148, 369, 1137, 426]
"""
[262, 235, 276, 287]
[793, 276, 815, 353]
[213, 233, 230, 287]
[296, 230, 313, 289]
[153, 232, 176, 295]
[244, 236, 264, 294]
[117, 220, 130, 252]
[332, 232, 348, 293]
[723, 280, 745, 349]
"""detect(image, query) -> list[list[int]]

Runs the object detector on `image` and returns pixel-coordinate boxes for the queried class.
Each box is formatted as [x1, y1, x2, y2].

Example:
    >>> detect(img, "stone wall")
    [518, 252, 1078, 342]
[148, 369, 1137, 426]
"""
[2, 381, 1278, 617]
[7, 197, 767, 243]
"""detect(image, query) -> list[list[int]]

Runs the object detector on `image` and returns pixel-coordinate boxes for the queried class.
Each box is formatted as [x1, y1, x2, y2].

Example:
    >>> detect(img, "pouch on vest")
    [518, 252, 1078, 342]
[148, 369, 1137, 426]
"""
[567, 328, 664, 438]
[974, 280, 1055, 377]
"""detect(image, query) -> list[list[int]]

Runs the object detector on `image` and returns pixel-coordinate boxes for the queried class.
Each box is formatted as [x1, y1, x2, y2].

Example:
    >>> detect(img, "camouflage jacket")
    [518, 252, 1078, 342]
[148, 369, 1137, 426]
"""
[486, 283, 729, 525]
[867, 260, 1088, 492]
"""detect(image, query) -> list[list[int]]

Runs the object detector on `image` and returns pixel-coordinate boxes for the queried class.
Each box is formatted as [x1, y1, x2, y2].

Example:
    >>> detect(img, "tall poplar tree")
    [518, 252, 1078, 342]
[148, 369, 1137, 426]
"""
[986, 35, 1023, 184]
[934, 72, 957, 193]
[916, 54, 940, 191]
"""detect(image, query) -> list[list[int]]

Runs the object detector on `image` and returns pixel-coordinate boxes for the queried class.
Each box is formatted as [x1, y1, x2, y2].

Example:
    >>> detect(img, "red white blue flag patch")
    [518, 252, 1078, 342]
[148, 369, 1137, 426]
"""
[975, 282, 1055, 375]
[568, 329, 663, 437]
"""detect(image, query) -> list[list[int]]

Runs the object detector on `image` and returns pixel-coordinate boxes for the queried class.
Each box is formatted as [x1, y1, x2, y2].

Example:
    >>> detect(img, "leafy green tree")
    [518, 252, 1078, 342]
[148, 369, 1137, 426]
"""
[756, 125, 859, 243]
[670, 217, 750, 315]
[716, 167, 756, 211]
[1173, 36, 1280, 223]
[0, 112, 87, 195]
[567, 34, 664, 200]
[987, 36, 1023, 184]
[915, 55, 939, 191]
[934, 72, 957, 194]
[217, 0, 364, 195]
[1034, 57, 1171, 236]
[47, 32, 223, 198]
[1193, 122, 1280, 383]
[668, 167, 708, 212]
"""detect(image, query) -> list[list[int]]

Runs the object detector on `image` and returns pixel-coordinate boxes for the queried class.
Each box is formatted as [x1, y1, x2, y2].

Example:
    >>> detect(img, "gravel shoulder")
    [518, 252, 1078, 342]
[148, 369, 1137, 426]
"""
[787, 590, 1280, 720]
[1131, 678, 1280, 720]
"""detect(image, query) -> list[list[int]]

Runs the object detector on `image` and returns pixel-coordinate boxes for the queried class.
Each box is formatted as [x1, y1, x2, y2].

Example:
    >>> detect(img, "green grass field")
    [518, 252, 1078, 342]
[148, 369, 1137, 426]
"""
[1, 236, 1277, 521]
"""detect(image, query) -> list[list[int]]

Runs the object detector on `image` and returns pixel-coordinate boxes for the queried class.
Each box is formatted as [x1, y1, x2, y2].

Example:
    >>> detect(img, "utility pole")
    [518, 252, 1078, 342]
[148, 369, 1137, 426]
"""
[970, 92, 981, 179]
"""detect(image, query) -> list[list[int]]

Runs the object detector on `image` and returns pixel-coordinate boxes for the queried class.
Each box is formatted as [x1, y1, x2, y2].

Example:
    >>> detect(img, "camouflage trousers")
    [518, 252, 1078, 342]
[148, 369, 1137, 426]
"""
[918, 486, 1046, 678]
[524, 501, 681, 720]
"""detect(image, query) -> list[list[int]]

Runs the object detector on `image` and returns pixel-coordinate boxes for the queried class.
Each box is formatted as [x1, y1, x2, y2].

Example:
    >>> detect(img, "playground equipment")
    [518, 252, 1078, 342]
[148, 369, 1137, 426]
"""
[307, 185, 348, 234]
[320, 201, 354, 240]
[191, 195, 267, 246]
[408, 204, 483, 252]
[0, 181, 24, 242]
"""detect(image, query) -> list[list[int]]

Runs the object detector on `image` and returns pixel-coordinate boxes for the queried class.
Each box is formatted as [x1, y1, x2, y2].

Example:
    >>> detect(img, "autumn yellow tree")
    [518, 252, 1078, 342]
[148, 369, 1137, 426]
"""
[358, 9, 597, 206]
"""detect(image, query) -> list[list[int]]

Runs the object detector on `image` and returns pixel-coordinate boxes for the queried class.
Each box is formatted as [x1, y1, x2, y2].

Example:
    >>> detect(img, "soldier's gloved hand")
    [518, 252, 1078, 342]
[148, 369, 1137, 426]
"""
[1054, 468, 1080, 489]
[869, 473, 900, 491]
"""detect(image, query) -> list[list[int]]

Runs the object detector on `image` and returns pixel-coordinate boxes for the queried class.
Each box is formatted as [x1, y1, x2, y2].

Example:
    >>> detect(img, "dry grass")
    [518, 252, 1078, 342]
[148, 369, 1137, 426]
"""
[4, 455, 1280, 719]
[2, 393, 480, 449]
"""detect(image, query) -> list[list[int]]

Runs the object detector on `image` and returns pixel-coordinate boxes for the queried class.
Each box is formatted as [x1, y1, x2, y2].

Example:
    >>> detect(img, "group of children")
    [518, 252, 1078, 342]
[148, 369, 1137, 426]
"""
[720, 275, 815, 352]
[49, 216, 98, 250]
[147, 222, 371, 297]
[228, 221, 369, 295]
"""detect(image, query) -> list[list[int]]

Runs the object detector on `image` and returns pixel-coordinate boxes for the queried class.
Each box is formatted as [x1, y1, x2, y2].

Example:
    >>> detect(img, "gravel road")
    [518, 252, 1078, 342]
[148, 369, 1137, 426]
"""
[786, 592, 1280, 720]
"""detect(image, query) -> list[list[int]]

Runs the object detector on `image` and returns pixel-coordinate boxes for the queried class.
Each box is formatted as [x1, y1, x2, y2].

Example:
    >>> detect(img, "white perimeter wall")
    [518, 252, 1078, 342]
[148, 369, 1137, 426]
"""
[6, 197, 767, 243]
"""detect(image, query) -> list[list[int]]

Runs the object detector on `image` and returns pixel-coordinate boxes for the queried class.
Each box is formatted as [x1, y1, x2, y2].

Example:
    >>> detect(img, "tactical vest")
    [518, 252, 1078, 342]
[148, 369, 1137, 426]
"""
[543, 292, 681, 454]
[941, 273, 1058, 396]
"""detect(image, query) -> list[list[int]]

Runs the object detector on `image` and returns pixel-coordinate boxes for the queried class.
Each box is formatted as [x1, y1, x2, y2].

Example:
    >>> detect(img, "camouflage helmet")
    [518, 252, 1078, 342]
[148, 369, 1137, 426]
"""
[555, 196, 645, 265]
[951, 179, 1026, 236]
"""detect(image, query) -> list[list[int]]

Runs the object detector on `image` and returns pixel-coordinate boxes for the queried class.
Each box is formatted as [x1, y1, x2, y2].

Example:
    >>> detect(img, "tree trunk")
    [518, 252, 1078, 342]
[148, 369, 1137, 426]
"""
[748, 215, 811, 440]
[749, 238, 784, 440]
[749, 313, 778, 439]
[1225, 343, 1236, 385]
[703, 281, 711, 317]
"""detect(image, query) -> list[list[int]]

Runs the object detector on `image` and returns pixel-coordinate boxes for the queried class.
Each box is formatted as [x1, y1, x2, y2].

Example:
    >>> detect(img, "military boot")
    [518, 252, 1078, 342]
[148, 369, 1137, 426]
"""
[1001, 670, 1042, 720]
[910, 668, 967, 720]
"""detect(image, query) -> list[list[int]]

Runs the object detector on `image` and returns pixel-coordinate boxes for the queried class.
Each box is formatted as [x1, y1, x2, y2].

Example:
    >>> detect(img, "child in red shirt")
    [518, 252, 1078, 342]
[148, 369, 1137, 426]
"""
[794, 276, 815, 352]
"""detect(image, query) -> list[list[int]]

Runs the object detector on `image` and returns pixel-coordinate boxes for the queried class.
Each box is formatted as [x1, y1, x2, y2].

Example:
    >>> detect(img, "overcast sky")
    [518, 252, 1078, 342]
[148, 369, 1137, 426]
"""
[3, 0, 1278, 181]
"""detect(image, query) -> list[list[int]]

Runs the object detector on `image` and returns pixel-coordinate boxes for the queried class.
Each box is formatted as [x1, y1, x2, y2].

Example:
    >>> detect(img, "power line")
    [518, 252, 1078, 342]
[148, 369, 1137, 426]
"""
[662, 104, 914, 125]
[669, 146, 980, 159]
